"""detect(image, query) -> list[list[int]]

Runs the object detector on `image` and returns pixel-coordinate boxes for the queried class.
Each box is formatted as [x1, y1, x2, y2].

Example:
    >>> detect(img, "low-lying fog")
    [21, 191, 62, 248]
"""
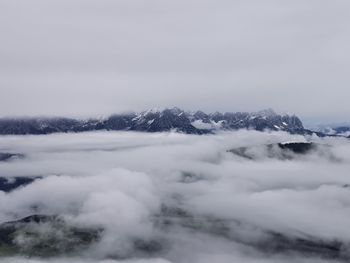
[1, 131, 350, 263]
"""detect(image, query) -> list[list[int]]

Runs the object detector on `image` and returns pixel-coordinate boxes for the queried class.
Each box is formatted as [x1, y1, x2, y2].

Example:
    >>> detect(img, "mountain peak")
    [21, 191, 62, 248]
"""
[0, 107, 309, 135]
[254, 108, 277, 117]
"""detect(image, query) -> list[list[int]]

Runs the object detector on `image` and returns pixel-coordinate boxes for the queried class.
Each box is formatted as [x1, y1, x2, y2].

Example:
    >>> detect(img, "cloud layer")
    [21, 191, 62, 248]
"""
[0, 131, 350, 262]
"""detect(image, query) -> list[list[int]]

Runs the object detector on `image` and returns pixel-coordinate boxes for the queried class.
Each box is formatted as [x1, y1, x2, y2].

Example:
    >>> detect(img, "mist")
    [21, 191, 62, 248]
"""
[0, 131, 349, 262]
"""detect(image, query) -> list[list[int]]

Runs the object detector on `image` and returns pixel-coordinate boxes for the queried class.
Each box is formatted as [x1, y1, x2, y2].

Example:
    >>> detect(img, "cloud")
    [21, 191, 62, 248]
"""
[0, 0, 350, 122]
[0, 131, 349, 262]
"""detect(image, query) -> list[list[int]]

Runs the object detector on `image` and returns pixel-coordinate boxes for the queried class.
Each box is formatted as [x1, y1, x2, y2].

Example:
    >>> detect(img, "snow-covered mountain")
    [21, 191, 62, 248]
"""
[0, 108, 312, 135]
[311, 123, 350, 137]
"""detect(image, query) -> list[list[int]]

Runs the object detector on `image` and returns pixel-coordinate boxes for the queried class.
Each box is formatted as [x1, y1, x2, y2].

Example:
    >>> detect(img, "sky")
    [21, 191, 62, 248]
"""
[0, 0, 350, 124]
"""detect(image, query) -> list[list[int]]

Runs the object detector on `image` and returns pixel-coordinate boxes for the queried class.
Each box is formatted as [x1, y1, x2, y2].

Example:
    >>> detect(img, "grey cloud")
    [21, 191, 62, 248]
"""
[0, 0, 350, 122]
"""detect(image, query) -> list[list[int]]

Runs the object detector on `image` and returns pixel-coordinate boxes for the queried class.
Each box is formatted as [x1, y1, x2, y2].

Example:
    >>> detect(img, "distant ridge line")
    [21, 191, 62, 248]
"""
[0, 107, 328, 136]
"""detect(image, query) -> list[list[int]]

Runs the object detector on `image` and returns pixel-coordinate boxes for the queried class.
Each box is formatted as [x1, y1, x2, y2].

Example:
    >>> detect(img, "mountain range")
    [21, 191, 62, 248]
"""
[311, 123, 350, 137]
[0, 107, 336, 136]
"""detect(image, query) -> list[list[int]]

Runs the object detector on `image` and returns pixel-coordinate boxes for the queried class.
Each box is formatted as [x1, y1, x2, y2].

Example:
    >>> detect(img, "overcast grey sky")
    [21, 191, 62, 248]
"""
[0, 0, 349, 124]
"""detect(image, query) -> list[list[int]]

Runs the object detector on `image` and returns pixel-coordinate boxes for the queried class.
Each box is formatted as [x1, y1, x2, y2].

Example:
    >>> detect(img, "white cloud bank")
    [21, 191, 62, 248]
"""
[0, 130, 350, 262]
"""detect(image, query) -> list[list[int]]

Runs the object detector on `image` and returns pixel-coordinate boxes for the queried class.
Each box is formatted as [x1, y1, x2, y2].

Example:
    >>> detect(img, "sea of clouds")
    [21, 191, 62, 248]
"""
[0, 130, 350, 263]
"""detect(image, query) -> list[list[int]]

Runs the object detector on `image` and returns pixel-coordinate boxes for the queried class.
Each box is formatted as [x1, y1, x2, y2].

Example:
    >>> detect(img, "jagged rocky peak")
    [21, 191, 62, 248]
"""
[166, 107, 184, 116]
[141, 107, 162, 116]
[193, 110, 209, 119]
[0, 107, 308, 135]
[130, 107, 305, 133]
[191, 111, 210, 123]
[209, 111, 225, 122]
[254, 108, 278, 117]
